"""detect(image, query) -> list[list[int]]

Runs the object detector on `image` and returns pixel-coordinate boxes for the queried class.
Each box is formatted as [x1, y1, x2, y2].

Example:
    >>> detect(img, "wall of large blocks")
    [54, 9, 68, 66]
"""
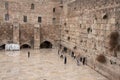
[0, 23, 13, 44]
[0, 0, 55, 24]
[60, 0, 120, 80]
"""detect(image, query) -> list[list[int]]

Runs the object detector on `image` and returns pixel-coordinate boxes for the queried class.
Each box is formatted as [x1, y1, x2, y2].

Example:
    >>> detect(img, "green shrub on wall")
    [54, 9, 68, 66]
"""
[109, 31, 120, 57]
[96, 54, 106, 63]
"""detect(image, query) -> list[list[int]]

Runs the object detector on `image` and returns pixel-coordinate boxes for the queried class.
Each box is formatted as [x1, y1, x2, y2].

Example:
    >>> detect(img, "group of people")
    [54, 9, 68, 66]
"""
[27, 48, 86, 66]
[58, 48, 86, 66]
[76, 54, 86, 66]
[58, 49, 67, 64]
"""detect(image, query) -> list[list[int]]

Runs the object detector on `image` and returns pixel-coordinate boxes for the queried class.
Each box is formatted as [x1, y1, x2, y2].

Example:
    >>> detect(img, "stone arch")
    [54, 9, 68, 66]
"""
[20, 43, 31, 49]
[0, 44, 5, 50]
[40, 41, 52, 48]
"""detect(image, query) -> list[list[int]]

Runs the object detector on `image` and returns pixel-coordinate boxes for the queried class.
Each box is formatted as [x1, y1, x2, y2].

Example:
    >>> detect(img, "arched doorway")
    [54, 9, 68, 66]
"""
[20, 44, 31, 49]
[40, 41, 52, 48]
[0, 44, 5, 50]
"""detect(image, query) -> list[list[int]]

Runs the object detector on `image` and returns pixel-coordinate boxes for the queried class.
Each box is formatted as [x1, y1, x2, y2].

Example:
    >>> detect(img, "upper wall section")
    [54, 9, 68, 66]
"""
[68, 0, 120, 17]
[0, 0, 56, 25]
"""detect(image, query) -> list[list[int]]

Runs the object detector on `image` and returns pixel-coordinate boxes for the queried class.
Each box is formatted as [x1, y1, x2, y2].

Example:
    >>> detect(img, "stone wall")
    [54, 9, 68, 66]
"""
[0, 0, 60, 48]
[0, 23, 13, 45]
[40, 25, 60, 48]
[60, 0, 120, 80]
[20, 24, 34, 47]
[0, 0, 120, 79]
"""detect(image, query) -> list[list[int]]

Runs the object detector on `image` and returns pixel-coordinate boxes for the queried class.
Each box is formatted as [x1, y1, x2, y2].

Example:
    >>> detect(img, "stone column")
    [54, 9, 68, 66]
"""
[34, 24, 40, 49]
[13, 22, 19, 44]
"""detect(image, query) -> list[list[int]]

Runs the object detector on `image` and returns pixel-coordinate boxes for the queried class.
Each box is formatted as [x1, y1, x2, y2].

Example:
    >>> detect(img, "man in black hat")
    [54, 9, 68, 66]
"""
[28, 51, 30, 58]
[83, 57, 86, 65]
[64, 56, 67, 64]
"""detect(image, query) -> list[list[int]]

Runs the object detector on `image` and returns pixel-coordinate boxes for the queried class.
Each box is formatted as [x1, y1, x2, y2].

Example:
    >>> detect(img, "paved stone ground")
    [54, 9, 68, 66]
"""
[0, 49, 109, 80]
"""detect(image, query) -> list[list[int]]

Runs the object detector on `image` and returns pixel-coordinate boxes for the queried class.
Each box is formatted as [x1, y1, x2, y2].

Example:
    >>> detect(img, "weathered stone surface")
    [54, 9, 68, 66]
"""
[0, 0, 60, 48]
[59, 0, 120, 80]
[0, 0, 120, 80]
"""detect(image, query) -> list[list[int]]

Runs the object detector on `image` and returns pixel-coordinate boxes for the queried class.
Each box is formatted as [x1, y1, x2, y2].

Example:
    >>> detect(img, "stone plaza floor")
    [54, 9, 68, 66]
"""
[0, 49, 109, 80]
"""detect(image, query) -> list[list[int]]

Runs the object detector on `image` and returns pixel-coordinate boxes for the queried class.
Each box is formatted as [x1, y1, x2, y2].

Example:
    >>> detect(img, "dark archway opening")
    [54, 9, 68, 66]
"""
[40, 41, 52, 49]
[20, 44, 31, 49]
[0, 44, 5, 50]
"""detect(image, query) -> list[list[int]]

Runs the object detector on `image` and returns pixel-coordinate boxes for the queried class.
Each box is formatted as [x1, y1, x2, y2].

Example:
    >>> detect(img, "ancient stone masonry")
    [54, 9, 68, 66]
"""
[20, 24, 34, 47]
[40, 25, 60, 47]
[0, 0, 60, 48]
[59, 0, 120, 80]
[0, 23, 13, 44]
[0, 0, 120, 80]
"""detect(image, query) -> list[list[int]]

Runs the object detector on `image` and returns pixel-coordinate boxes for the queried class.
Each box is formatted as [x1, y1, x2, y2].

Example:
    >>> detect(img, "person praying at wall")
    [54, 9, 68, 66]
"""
[83, 57, 86, 65]
[28, 51, 30, 58]
[76, 54, 81, 66]
[73, 55, 76, 59]
[58, 49, 60, 55]
[76, 57, 79, 66]
[71, 52, 74, 57]
[80, 57, 82, 62]
[64, 56, 67, 64]
[60, 49, 64, 58]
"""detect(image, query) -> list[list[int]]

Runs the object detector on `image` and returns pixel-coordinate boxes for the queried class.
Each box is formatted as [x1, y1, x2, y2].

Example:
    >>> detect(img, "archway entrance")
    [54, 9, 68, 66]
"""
[20, 44, 31, 49]
[0, 44, 5, 50]
[40, 41, 52, 49]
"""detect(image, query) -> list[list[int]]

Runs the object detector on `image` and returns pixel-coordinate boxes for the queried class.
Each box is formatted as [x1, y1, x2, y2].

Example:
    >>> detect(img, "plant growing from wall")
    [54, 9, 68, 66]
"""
[87, 27, 92, 34]
[67, 36, 70, 40]
[109, 31, 120, 57]
[64, 23, 67, 26]
[73, 46, 77, 49]
[96, 54, 106, 63]
[65, 30, 69, 33]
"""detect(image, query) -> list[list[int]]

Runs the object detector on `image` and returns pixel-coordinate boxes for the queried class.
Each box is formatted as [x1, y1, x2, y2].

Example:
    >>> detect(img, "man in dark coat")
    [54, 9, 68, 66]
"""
[83, 57, 86, 65]
[28, 51, 30, 58]
[58, 49, 60, 55]
[64, 56, 67, 64]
